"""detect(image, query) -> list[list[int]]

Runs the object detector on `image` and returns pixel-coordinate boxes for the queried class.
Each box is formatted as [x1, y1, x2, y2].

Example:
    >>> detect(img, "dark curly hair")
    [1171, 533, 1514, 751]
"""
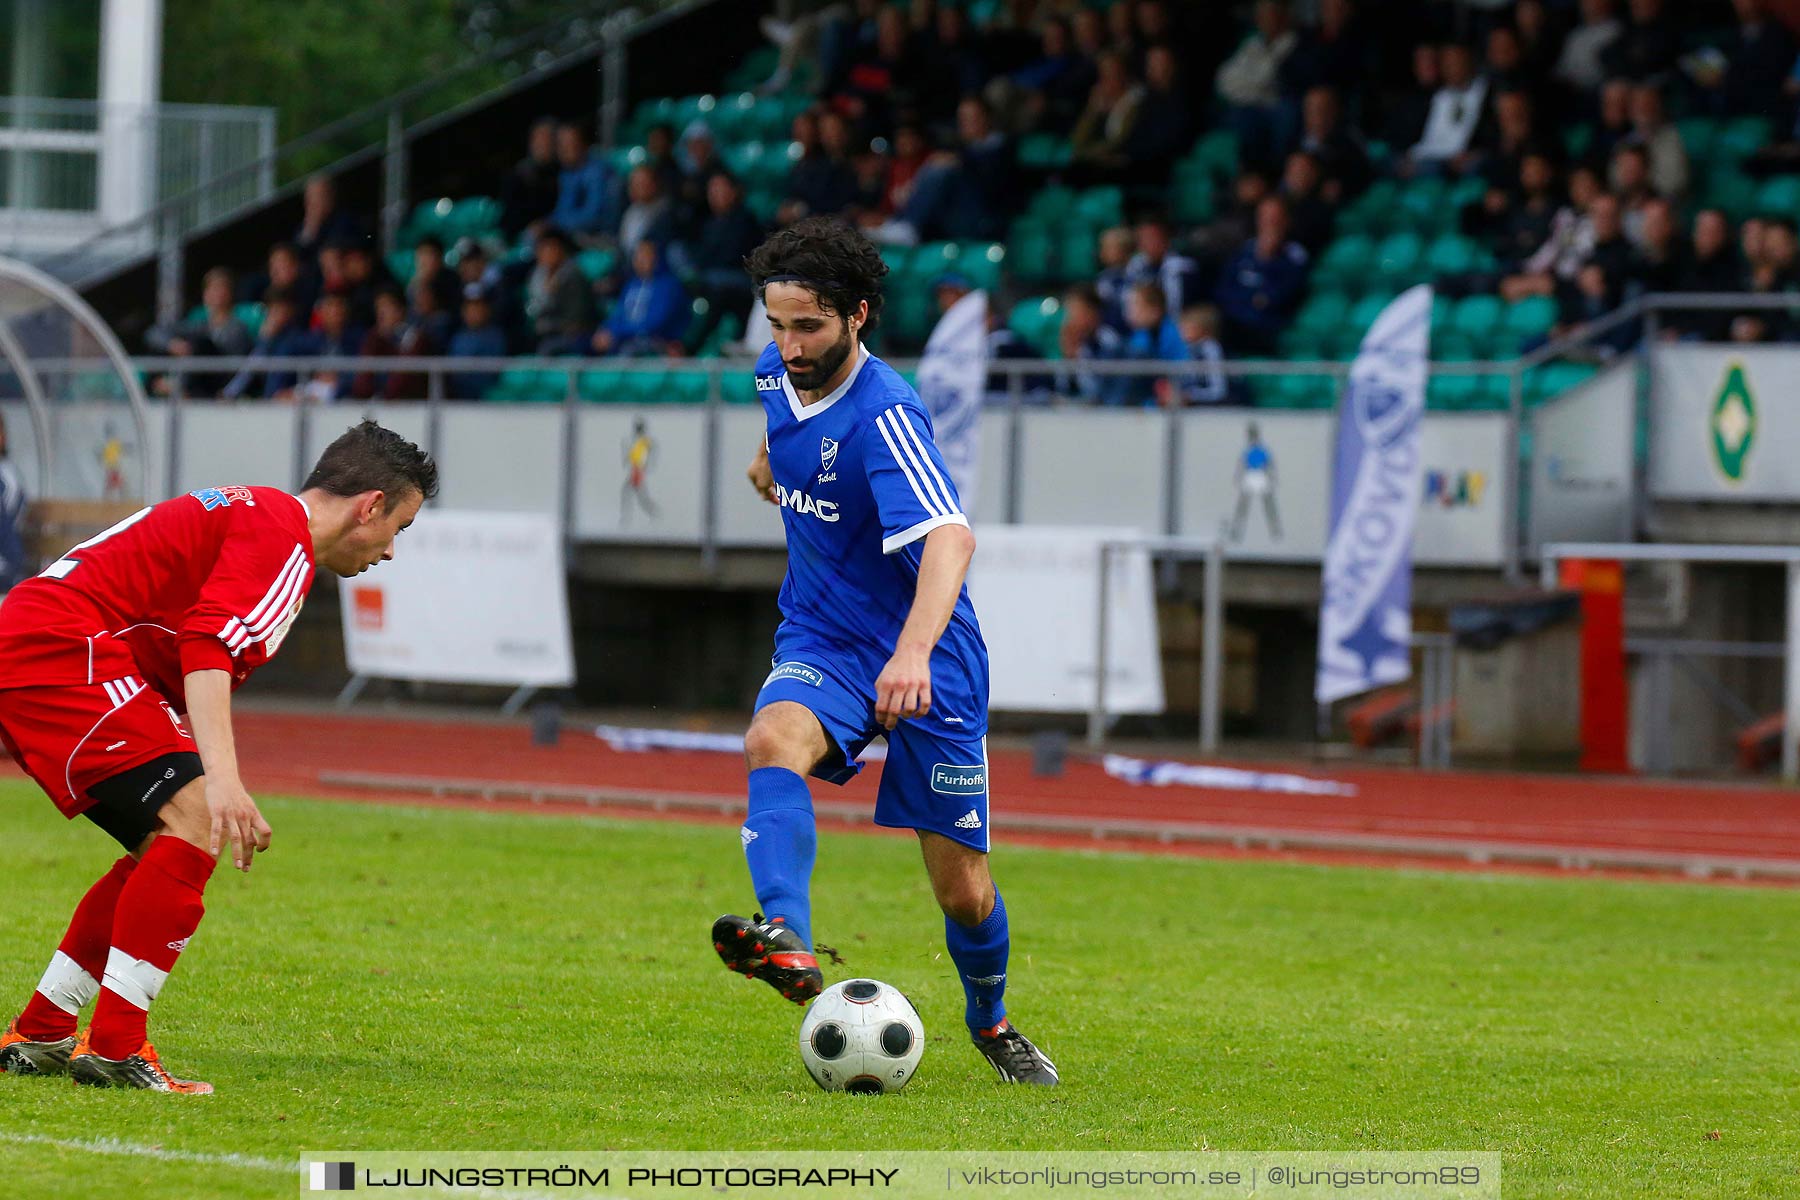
[744, 216, 887, 332]
[303, 419, 440, 509]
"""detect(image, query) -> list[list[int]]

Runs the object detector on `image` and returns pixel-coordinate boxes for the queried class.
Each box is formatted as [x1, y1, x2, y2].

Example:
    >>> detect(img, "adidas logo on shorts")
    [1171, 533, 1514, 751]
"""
[740, 826, 759, 847]
[954, 809, 982, 830]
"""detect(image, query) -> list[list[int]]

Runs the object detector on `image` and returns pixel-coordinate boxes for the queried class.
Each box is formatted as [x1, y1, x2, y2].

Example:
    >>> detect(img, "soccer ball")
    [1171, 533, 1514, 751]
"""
[798, 978, 924, 1094]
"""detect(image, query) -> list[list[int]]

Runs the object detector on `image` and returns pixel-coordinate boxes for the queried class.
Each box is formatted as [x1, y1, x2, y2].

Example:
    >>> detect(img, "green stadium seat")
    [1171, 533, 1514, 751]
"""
[1432, 330, 1478, 361]
[387, 249, 414, 286]
[1424, 233, 1486, 277]
[1372, 231, 1424, 287]
[1058, 223, 1099, 279]
[1336, 179, 1400, 237]
[1072, 186, 1125, 227]
[1169, 173, 1215, 224]
[723, 139, 770, 177]
[234, 302, 264, 339]
[494, 367, 566, 403]
[1527, 361, 1601, 405]
[1186, 129, 1238, 182]
[1503, 295, 1557, 341]
[1026, 185, 1078, 223]
[1312, 234, 1375, 291]
[1719, 116, 1774, 164]
[721, 368, 759, 404]
[1007, 221, 1057, 284]
[1757, 175, 1800, 216]
[1277, 328, 1331, 361]
[1429, 294, 1455, 334]
[1347, 291, 1398, 336]
[576, 248, 618, 283]
[1705, 171, 1759, 219]
[1451, 294, 1505, 343]
[1426, 373, 1480, 411]
[447, 197, 502, 241]
[1294, 290, 1351, 336]
[1019, 132, 1073, 169]
[1562, 124, 1593, 162]
[1009, 296, 1062, 357]
[1395, 179, 1448, 234]
[1676, 116, 1720, 162]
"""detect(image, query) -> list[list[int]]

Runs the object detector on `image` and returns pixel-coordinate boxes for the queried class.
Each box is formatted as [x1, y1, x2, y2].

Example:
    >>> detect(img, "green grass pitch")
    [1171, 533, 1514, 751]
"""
[0, 781, 1795, 1198]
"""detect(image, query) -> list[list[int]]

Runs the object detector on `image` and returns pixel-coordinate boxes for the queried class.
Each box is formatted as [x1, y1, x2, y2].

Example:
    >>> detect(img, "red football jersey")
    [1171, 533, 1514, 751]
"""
[0, 485, 315, 706]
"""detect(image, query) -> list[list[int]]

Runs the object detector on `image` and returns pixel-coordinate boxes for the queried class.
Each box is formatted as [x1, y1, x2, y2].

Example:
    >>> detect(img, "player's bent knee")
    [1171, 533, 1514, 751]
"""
[744, 702, 826, 771]
[149, 776, 213, 855]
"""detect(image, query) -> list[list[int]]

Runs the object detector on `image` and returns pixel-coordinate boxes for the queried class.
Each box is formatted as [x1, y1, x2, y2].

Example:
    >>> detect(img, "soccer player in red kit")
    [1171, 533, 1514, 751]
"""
[0, 420, 437, 1093]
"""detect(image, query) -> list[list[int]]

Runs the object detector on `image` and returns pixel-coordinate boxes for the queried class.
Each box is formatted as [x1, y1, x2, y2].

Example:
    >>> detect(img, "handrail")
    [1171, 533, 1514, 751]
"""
[42, 1, 713, 284]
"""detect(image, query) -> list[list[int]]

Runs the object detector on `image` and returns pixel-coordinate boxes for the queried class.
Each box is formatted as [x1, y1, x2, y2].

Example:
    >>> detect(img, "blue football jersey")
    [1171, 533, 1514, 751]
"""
[754, 340, 989, 729]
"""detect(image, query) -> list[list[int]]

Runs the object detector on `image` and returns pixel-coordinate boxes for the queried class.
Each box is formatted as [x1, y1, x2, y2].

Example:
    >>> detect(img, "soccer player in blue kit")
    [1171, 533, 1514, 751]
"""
[711, 218, 1058, 1086]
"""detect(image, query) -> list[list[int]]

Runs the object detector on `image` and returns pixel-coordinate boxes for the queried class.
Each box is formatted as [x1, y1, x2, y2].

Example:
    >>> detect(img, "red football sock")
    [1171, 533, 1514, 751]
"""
[87, 836, 214, 1060]
[14, 855, 136, 1041]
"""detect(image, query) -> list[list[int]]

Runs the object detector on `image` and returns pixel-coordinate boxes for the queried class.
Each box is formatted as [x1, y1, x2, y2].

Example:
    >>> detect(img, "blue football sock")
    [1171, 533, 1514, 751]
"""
[741, 766, 817, 946]
[945, 888, 1009, 1032]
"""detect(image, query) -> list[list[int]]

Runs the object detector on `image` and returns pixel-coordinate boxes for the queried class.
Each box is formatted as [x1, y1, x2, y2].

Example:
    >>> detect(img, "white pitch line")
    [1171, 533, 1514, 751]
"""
[0, 1131, 293, 1173]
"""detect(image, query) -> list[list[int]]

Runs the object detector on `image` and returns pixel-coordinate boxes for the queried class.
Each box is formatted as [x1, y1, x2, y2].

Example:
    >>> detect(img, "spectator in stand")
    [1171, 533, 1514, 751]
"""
[1215, 195, 1310, 355]
[1190, 166, 1273, 280]
[145, 267, 252, 396]
[916, 6, 987, 127]
[681, 171, 765, 345]
[641, 123, 685, 199]
[222, 293, 319, 401]
[352, 287, 408, 400]
[1406, 43, 1490, 175]
[1740, 216, 1799, 340]
[1281, 0, 1369, 96]
[1511, 0, 1562, 85]
[292, 174, 363, 262]
[1476, 150, 1564, 275]
[675, 122, 724, 232]
[1094, 225, 1136, 332]
[988, 17, 1090, 135]
[1071, 50, 1144, 173]
[1621, 83, 1689, 203]
[1278, 150, 1336, 253]
[1125, 212, 1204, 315]
[1297, 85, 1369, 201]
[526, 227, 595, 355]
[1600, 0, 1678, 82]
[453, 238, 502, 301]
[1053, 283, 1128, 405]
[1629, 196, 1686, 292]
[1587, 77, 1635, 169]
[1484, 24, 1549, 115]
[1169, 304, 1232, 406]
[550, 122, 618, 241]
[1554, 261, 1632, 355]
[876, 96, 1012, 243]
[297, 292, 365, 403]
[407, 276, 455, 354]
[337, 241, 384, 330]
[593, 240, 691, 357]
[872, 123, 931, 223]
[833, 5, 917, 133]
[1675, 208, 1741, 339]
[501, 117, 561, 240]
[1477, 90, 1546, 192]
[1119, 281, 1191, 406]
[1105, 0, 1140, 68]
[1610, 144, 1658, 245]
[448, 288, 508, 399]
[410, 235, 461, 317]
[786, 109, 862, 222]
[241, 242, 317, 316]
[1125, 44, 1191, 179]
[617, 165, 679, 264]
[1382, 43, 1438, 154]
[1700, 0, 1796, 118]
[1554, 0, 1623, 96]
[1214, 0, 1299, 167]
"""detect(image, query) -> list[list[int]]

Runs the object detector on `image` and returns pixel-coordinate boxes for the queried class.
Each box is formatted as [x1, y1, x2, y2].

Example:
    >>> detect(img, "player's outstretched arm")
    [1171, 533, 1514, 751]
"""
[183, 668, 272, 873]
[748, 442, 777, 505]
[875, 524, 976, 729]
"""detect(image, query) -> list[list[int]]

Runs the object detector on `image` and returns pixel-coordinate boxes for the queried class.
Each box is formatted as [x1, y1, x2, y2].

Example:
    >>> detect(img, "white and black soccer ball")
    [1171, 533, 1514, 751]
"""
[798, 978, 924, 1094]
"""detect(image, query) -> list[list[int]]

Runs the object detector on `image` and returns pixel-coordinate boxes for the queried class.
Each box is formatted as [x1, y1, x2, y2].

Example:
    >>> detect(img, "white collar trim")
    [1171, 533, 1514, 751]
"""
[783, 345, 868, 422]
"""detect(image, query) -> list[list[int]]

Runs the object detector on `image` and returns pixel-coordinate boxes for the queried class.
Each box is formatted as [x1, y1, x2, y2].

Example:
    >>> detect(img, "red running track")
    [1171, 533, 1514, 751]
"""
[13, 709, 1797, 883]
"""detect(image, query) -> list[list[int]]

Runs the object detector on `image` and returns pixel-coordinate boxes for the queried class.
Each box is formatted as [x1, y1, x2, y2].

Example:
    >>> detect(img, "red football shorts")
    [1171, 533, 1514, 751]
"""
[0, 675, 194, 818]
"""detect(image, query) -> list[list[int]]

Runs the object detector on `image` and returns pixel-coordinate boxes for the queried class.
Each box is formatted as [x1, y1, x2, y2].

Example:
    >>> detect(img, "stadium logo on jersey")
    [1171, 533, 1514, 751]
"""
[766, 661, 824, 687]
[932, 764, 987, 796]
[190, 485, 256, 511]
[775, 484, 840, 523]
[755, 375, 783, 392]
[821, 437, 839, 471]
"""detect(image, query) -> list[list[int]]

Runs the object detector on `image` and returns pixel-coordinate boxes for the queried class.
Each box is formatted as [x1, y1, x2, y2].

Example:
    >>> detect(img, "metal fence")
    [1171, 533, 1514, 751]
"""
[0, 97, 275, 257]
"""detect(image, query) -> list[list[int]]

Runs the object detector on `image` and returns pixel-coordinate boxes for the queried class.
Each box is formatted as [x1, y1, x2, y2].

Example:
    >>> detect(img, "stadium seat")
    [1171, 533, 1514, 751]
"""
[387, 249, 414, 286]
[1006, 221, 1057, 284]
[1719, 116, 1774, 164]
[233, 302, 264, 339]
[1185, 129, 1238, 183]
[721, 368, 759, 404]
[447, 197, 502, 241]
[1334, 179, 1399, 238]
[1432, 330, 1478, 361]
[1503, 295, 1557, 341]
[1347, 291, 1398, 336]
[1372, 231, 1424, 287]
[576, 248, 618, 283]
[1426, 373, 1480, 411]
[1705, 171, 1758, 220]
[1025, 185, 1078, 224]
[1423, 233, 1487, 278]
[1676, 116, 1719, 163]
[1294, 290, 1350, 336]
[494, 367, 566, 403]
[1009, 296, 1062, 357]
[1312, 234, 1375, 292]
[1395, 179, 1448, 235]
[1757, 175, 1800, 217]
[1057, 224, 1099, 279]
[1072, 186, 1124, 227]
[1451, 294, 1505, 343]
[1018, 132, 1072, 169]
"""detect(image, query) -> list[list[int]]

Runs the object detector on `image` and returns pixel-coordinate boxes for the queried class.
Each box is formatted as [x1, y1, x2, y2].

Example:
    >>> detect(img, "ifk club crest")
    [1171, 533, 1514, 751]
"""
[1709, 360, 1756, 484]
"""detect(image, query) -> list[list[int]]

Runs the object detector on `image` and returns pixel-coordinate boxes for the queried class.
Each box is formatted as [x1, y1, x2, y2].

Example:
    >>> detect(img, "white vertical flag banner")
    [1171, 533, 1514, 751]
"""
[914, 289, 988, 513]
[1316, 285, 1431, 706]
[339, 510, 575, 687]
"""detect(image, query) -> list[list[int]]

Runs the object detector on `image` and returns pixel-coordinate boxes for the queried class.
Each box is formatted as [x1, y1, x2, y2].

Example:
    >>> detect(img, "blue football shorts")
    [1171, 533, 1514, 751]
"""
[753, 634, 991, 853]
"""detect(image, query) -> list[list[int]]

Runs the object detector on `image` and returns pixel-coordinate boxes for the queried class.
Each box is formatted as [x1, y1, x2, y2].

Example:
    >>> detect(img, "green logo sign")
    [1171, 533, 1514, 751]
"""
[1710, 361, 1756, 484]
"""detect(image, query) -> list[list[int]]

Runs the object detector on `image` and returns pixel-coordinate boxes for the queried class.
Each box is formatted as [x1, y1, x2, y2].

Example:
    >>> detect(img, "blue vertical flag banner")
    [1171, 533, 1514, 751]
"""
[915, 289, 988, 514]
[1315, 284, 1432, 706]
